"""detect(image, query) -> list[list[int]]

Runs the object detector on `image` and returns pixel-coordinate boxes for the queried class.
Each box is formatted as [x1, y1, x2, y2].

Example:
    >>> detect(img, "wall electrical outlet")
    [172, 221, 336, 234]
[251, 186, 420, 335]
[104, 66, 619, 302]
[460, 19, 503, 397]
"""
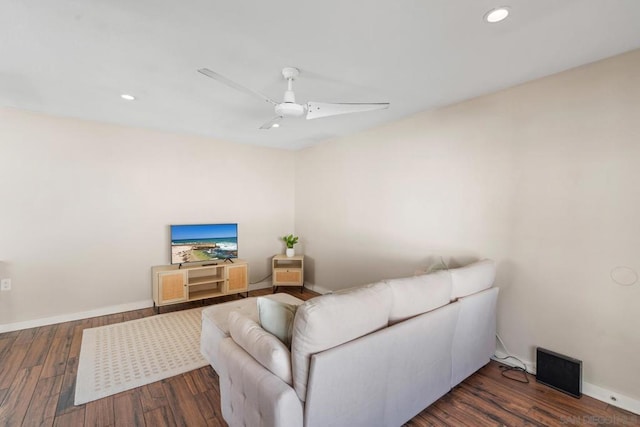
[1, 278, 11, 291]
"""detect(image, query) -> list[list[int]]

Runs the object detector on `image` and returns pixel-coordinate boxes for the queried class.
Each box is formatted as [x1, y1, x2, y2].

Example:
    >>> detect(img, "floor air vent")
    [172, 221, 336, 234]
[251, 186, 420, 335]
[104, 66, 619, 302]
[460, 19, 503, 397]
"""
[536, 347, 582, 398]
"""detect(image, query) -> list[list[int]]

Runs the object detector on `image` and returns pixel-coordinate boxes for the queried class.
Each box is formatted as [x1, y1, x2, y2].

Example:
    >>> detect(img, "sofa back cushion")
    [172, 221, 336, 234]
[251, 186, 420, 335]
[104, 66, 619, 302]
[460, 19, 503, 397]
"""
[386, 270, 453, 324]
[228, 311, 293, 385]
[257, 297, 298, 347]
[450, 259, 496, 299]
[291, 281, 392, 401]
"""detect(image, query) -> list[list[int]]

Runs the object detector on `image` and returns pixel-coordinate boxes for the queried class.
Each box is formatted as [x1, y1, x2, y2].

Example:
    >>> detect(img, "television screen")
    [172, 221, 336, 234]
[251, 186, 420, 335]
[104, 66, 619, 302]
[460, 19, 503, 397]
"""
[170, 223, 238, 264]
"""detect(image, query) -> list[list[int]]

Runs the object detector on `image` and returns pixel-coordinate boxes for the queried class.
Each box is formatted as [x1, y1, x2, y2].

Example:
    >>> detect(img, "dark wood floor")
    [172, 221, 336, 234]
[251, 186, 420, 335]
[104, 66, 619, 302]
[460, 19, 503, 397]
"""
[0, 287, 637, 426]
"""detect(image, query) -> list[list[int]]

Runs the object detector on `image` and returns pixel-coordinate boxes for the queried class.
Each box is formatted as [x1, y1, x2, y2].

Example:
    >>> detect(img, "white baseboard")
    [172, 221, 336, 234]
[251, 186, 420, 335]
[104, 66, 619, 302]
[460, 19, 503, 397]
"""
[248, 280, 272, 291]
[301, 283, 331, 294]
[493, 350, 640, 415]
[249, 280, 332, 295]
[0, 282, 330, 334]
[0, 299, 154, 333]
[582, 382, 640, 416]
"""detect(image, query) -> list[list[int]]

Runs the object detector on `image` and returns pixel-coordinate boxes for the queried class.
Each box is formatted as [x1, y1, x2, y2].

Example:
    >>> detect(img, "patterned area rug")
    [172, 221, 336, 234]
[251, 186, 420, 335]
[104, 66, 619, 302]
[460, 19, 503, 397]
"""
[75, 307, 206, 405]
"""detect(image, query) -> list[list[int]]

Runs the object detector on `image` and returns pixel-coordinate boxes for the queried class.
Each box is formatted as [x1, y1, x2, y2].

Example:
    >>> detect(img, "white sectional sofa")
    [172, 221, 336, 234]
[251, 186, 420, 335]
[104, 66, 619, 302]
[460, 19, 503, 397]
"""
[200, 292, 305, 373]
[200, 259, 499, 427]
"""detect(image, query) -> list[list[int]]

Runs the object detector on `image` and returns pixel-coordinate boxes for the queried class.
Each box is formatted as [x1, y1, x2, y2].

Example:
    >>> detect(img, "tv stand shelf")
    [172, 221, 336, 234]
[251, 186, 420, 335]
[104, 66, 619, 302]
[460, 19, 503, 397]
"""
[152, 260, 248, 312]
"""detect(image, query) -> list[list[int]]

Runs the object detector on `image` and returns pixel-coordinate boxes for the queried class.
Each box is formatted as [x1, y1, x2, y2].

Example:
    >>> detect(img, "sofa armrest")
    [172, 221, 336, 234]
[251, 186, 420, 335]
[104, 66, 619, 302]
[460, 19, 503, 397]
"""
[219, 337, 303, 427]
[228, 310, 294, 385]
[451, 287, 499, 387]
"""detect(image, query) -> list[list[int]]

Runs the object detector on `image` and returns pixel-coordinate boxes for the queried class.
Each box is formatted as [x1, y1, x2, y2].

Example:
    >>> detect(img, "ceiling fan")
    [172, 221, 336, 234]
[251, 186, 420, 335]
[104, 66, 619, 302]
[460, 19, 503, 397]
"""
[197, 67, 390, 129]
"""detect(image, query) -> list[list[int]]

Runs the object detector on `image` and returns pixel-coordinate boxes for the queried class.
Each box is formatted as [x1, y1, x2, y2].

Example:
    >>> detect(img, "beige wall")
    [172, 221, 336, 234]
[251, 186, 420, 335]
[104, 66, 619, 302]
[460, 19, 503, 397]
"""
[295, 49, 640, 400]
[1, 48, 638, 402]
[0, 109, 294, 325]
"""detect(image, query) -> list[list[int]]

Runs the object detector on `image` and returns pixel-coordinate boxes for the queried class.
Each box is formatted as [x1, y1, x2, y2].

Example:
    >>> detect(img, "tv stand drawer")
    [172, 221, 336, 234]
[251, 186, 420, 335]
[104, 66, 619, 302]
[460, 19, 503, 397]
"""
[274, 268, 302, 284]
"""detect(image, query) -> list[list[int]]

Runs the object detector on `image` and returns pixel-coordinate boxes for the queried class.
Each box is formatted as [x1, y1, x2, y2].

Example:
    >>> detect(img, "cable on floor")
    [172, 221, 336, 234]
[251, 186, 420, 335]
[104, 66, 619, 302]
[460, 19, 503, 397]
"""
[494, 354, 530, 384]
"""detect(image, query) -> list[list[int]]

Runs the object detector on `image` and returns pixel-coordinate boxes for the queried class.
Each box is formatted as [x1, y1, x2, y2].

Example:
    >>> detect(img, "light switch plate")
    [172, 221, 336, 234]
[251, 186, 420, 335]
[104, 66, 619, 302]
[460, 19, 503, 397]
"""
[1, 278, 11, 291]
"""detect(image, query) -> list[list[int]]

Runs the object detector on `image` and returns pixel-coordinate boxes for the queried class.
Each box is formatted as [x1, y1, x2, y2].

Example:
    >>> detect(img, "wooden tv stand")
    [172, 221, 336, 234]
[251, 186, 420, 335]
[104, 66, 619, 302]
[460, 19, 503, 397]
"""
[151, 259, 248, 312]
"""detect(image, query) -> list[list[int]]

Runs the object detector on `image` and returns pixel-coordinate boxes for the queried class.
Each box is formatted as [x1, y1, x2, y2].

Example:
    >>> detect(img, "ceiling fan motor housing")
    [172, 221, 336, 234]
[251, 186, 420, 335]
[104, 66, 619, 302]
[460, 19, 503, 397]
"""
[275, 102, 305, 117]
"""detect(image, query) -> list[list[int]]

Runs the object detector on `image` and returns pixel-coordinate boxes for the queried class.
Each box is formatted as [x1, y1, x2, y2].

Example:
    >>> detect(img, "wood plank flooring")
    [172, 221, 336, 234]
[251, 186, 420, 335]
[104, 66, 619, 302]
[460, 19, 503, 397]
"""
[0, 287, 637, 426]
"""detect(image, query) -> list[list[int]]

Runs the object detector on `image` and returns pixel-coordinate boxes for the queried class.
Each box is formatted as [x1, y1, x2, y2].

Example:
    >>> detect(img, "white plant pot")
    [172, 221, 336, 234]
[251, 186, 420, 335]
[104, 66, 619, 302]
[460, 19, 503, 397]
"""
[286, 248, 295, 257]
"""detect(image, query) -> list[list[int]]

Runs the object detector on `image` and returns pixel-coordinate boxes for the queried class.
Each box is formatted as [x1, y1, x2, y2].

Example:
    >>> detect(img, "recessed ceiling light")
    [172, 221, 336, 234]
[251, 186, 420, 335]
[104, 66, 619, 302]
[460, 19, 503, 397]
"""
[484, 7, 510, 23]
[120, 94, 136, 101]
[271, 123, 280, 128]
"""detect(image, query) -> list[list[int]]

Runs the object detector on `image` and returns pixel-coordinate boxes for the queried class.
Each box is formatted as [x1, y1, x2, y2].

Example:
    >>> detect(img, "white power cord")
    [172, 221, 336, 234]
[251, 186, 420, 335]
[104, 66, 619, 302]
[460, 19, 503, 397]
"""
[493, 333, 533, 376]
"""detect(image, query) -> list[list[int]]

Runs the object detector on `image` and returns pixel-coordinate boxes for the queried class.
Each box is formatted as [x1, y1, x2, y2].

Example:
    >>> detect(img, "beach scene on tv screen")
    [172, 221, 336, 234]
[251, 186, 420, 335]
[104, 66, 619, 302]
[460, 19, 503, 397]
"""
[171, 224, 238, 264]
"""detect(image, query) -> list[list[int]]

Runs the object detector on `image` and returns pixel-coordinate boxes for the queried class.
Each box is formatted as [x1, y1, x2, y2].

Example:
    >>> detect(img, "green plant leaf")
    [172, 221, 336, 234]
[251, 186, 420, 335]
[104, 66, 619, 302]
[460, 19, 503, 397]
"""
[281, 234, 298, 248]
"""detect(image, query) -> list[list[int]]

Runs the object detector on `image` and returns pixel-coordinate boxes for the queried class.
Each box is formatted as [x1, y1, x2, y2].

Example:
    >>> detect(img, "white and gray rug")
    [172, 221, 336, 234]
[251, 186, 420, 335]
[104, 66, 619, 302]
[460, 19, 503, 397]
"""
[75, 307, 207, 405]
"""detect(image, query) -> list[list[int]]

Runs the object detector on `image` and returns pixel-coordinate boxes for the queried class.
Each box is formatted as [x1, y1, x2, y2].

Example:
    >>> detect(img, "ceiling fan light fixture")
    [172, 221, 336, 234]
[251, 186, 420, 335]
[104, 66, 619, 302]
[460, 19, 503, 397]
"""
[271, 123, 280, 128]
[484, 7, 510, 23]
[120, 94, 136, 101]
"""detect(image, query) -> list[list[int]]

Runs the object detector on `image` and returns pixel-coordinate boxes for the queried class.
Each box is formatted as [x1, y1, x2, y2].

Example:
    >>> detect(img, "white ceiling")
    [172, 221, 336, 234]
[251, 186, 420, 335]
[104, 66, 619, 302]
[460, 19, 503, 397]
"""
[2, 1, 640, 150]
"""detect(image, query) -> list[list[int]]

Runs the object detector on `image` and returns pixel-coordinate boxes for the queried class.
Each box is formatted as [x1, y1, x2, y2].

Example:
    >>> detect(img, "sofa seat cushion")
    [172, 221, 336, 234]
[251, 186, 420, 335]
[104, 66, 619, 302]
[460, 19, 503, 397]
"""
[200, 293, 303, 371]
[291, 281, 392, 401]
[386, 270, 453, 324]
[228, 311, 293, 385]
[450, 259, 496, 299]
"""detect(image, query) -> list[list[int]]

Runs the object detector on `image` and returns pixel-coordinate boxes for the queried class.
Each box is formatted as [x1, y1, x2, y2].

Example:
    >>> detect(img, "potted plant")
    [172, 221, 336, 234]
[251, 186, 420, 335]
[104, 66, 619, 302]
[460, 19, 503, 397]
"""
[282, 234, 299, 257]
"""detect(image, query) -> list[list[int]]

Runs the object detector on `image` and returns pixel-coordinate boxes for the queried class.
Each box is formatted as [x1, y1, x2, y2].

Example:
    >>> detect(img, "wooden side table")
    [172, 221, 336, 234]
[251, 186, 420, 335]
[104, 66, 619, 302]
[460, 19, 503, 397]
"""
[272, 255, 304, 292]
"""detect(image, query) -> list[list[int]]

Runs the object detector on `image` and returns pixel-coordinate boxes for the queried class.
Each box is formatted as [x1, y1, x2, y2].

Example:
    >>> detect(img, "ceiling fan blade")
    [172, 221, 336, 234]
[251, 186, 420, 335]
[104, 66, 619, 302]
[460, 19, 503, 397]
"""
[305, 102, 389, 120]
[259, 116, 283, 130]
[198, 68, 277, 105]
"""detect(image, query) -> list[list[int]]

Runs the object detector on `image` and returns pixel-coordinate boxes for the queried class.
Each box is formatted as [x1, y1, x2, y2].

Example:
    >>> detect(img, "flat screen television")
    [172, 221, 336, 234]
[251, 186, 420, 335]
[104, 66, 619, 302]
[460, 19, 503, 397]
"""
[170, 223, 238, 264]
